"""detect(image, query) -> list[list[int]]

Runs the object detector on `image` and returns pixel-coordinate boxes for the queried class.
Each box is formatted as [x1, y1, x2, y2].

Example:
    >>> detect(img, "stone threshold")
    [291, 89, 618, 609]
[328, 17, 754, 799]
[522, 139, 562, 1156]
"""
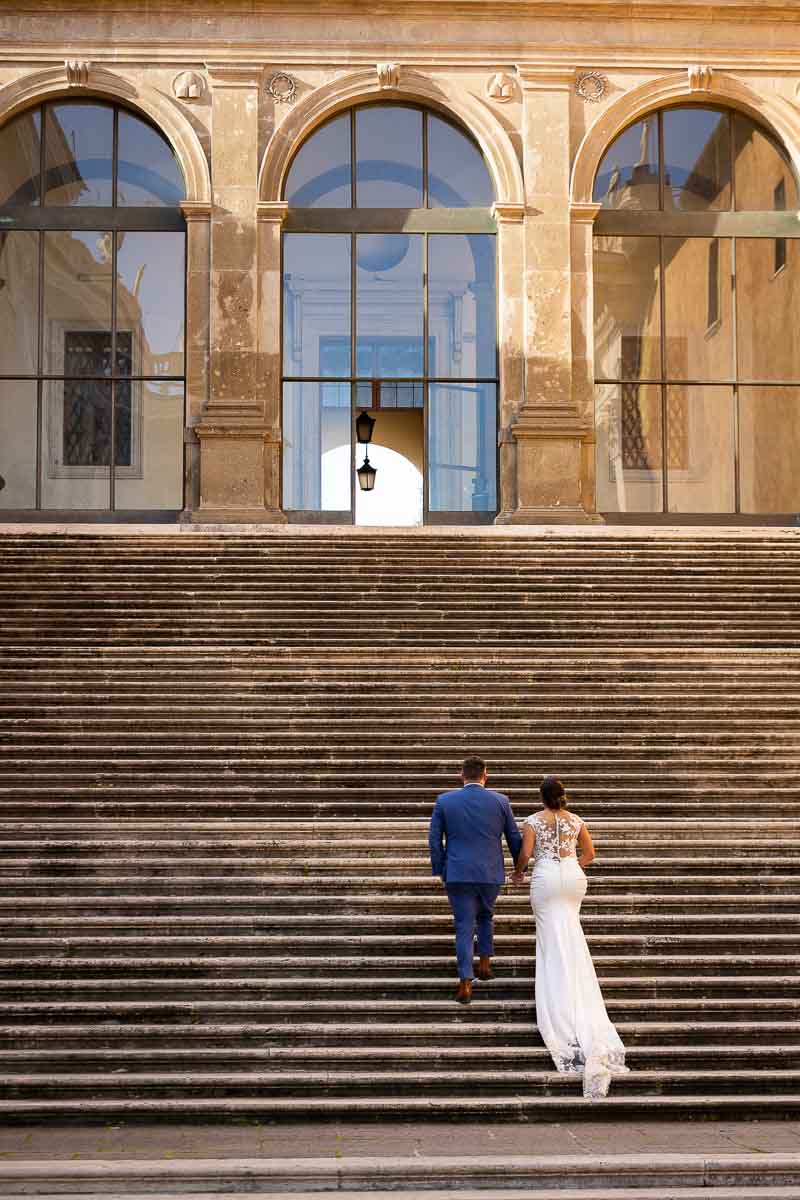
[1, 523, 800, 539]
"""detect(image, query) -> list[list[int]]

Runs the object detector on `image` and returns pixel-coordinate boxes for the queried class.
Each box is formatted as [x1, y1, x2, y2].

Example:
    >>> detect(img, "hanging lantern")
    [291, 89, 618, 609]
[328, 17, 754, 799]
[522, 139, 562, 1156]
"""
[355, 409, 376, 445]
[357, 454, 377, 492]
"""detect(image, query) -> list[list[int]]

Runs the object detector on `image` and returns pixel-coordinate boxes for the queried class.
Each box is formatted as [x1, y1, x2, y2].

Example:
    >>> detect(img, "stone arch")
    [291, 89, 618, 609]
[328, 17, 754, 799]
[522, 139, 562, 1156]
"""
[571, 70, 800, 206]
[259, 67, 524, 207]
[0, 65, 211, 204]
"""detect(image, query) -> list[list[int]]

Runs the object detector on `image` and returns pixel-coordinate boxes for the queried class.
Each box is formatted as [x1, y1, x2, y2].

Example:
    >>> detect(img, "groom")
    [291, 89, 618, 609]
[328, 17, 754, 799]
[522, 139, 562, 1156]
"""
[428, 755, 522, 1005]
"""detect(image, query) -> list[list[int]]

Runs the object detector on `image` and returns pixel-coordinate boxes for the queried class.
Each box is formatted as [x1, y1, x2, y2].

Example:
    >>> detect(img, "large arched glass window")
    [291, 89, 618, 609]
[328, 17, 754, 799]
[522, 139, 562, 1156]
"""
[593, 105, 800, 517]
[281, 104, 498, 523]
[0, 100, 186, 513]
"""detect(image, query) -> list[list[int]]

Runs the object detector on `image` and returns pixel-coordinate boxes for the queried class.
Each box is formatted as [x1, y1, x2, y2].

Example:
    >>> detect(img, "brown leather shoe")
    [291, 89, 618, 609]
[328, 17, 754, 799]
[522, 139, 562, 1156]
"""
[476, 956, 494, 981]
[455, 979, 473, 1005]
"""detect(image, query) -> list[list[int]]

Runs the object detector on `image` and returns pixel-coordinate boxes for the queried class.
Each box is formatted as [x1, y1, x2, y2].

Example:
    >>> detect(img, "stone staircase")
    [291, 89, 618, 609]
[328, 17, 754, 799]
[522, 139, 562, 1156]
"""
[0, 530, 799, 1121]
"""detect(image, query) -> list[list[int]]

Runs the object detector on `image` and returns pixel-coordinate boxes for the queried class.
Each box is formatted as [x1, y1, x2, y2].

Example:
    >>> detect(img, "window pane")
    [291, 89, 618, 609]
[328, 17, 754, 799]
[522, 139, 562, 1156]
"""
[282, 381, 351, 511]
[283, 234, 351, 377]
[285, 114, 352, 208]
[595, 383, 663, 513]
[593, 236, 661, 380]
[593, 118, 659, 211]
[736, 238, 800, 382]
[739, 387, 800, 513]
[0, 232, 39, 375]
[428, 382, 496, 512]
[663, 108, 731, 211]
[114, 381, 184, 510]
[41, 378, 111, 509]
[356, 234, 423, 377]
[665, 385, 735, 513]
[117, 112, 185, 207]
[356, 107, 423, 208]
[0, 380, 37, 508]
[428, 117, 494, 207]
[0, 108, 41, 206]
[734, 114, 799, 211]
[44, 103, 113, 206]
[664, 238, 733, 380]
[116, 232, 185, 376]
[43, 232, 113, 374]
[428, 235, 496, 379]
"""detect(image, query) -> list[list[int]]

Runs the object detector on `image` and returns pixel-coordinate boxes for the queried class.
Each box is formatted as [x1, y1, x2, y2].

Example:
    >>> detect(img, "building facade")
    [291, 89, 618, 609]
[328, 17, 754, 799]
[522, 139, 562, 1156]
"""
[1, 0, 799, 525]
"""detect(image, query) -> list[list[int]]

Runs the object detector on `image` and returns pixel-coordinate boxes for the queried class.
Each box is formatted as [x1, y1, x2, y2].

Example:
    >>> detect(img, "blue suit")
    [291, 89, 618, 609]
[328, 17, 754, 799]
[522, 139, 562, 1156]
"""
[429, 783, 522, 981]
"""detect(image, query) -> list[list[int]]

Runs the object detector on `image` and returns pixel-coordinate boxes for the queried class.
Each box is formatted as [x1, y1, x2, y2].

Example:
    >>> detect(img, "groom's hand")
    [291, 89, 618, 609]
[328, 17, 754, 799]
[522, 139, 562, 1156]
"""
[511, 870, 526, 886]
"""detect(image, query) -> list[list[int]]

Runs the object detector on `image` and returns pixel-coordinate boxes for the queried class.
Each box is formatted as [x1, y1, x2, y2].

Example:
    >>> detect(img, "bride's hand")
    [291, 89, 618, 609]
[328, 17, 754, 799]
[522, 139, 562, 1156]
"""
[510, 870, 526, 886]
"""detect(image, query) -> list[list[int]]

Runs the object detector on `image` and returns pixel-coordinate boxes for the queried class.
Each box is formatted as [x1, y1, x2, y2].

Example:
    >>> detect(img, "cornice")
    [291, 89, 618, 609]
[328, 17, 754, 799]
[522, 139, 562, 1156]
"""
[204, 62, 263, 87]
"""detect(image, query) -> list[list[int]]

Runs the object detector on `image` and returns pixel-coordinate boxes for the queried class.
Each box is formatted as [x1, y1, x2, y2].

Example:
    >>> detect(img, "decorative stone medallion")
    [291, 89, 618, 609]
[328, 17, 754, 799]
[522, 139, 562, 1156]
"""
[575, 72, 608, 103]
[172, 71, 205, 101]
[486, 72, 516, 103]
[688, 64, 713, 92]
[377, 63, 400, 90]
[65, 60, 90, 88]
[268, 72, 297, 104]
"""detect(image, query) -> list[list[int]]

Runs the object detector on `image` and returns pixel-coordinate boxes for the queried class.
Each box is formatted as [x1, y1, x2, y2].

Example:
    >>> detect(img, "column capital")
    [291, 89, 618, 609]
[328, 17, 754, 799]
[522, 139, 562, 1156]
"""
[257, 200, 290, 225]
[180, 200, 212, 223]
[570, 201, 603, 225]
[492, 201, 525, 225]
[515, 66, 575, 92]
[205, 62, 263, 89]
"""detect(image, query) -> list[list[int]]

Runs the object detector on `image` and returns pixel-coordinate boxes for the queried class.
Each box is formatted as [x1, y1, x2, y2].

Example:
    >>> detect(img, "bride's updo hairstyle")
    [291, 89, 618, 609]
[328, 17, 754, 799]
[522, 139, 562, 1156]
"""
[540, 775, 566, 810]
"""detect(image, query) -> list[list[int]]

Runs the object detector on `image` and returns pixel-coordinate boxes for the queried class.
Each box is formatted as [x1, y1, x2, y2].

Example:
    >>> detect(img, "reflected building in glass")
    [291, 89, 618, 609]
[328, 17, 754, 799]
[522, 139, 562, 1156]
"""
[0, 8, 798, 525]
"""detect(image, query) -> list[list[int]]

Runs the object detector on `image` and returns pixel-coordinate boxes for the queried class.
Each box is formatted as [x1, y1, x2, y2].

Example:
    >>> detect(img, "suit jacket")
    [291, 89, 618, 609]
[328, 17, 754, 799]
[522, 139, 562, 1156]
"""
[428, 783, 522, 885]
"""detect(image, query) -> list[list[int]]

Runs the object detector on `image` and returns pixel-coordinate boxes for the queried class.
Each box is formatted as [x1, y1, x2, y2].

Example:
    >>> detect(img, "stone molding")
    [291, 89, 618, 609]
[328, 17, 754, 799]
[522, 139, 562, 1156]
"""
[492, 201, 525, 224]
[65, 60, 90, 88]
[258, 66, 524, 208]
[516, 66, 575, 92]
[257, 200, 289, 224]
[180, 200, 212, 222]
[0, 65, 211, 204]
[571, 69, 800, 205]
[205, 63, 263, 88]
[688, 64, 714, 92]
[569, 201, 603, 224]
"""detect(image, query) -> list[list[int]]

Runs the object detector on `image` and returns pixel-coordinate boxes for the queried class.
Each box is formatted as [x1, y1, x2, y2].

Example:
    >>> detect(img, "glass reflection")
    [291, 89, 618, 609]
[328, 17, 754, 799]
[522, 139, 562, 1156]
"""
[116, 232, 185, 376]
[41, 378, 111, 509]
[736, 239, 800, 382]
[595, 383, 663, 513]
[45, 103, 114, 206]
[0, 381, 37, 508]
[663, 238, 733, 380]
[734, 114, 799, 211]
[666, 386, 735, 512]
[428, 117, 494, 207]
[428, 234, 496, 378]
[114, 381, 184, 510]
[284, 114, 352, 208]
[117, 113, 185, 207]
[0, 109, 41, 206]
[283, 234, 351, 378]
[593, 118, 659, 211]
[0, 232, 39, 375]
[428, 382, 496, 512]
[283, 381, 351, 511]
[739, 387, 800, 512]
[356, 234, 423, 377]
[43, 231, 112, 375]
[663, 108, 731, 211]
[593, 236, 660, 381]
[356, 107, 423, 208]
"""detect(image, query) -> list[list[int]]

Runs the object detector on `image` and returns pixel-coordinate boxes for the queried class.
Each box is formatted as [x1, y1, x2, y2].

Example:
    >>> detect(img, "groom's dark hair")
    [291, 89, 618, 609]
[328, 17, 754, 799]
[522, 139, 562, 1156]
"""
[462, 754, 487, 781]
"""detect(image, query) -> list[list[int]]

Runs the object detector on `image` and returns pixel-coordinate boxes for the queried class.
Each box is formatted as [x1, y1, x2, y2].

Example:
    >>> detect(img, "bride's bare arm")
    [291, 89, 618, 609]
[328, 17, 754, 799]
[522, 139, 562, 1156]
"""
[512, 824, 535, 882]
[577, 822, 596, 868]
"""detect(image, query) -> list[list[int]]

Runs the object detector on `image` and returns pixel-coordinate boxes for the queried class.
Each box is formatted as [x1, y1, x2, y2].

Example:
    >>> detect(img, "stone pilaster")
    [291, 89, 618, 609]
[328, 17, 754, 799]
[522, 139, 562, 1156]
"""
[499, 68, 598, 524]
[179, 200, 211, 518]
[257, 200, 289, 519]
[492, 202, 526, 522]
[192, 63, 283, 522]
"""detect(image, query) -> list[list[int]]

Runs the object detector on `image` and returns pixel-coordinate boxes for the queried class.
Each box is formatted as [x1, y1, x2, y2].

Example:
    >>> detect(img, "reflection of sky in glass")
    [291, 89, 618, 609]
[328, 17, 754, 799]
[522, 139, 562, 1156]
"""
[284, 114, 351, 207]
[428, 117, 494, 207]
[283, 234, 351, 377]
[117, 113, 185, 207]
[117, 232, 185, 364]
[356, 107, 423, 208]
[45, 104, 114, 206]
[663, 109, 730, 210]
[593, 119, 658, 208]
[356, 234, 423, 376]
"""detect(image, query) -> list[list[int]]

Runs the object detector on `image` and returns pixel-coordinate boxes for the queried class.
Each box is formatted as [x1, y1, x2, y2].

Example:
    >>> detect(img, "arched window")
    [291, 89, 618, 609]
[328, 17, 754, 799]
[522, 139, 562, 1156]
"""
[281, 104, 498, 523]
[592, 104, 800, 517]
[0, 100, 186, 513]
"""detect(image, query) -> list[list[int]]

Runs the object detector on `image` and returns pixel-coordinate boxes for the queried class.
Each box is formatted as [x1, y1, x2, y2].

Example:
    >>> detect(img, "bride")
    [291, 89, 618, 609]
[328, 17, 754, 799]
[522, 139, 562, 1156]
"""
[512, 775, 628, 1099]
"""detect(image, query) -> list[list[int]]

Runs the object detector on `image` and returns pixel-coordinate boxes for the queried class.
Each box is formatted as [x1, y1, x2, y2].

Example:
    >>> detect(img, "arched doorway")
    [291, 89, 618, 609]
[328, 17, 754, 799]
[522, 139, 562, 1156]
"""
[280, 103, 499, 525]
[0, 99, 187, 514]
[592, 103, 800, 517]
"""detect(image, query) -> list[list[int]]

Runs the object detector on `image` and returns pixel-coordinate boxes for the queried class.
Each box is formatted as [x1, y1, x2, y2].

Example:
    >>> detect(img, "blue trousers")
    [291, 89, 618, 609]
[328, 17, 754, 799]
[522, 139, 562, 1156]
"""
[445, 883, 502, 981]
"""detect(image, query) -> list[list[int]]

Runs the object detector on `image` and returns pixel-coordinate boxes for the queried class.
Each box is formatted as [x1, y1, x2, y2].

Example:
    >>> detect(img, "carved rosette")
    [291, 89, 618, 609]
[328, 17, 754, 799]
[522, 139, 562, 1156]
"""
[688, 64, 713, 92]
[377, 63, 400, 90]
[268, 73, 297, 104]
[65, 60, 90, 88]
[575, 72, 608, 103]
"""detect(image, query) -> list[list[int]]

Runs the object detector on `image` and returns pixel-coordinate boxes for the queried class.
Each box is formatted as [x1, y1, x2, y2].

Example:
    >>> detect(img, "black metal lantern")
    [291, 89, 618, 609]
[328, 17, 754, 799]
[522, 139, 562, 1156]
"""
[357, 454, 377, 492]
[355, 409, 376, 445]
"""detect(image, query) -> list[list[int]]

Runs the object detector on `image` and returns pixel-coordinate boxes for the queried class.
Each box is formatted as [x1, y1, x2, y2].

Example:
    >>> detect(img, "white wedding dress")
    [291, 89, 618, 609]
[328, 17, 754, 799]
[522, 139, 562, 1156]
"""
[527, 810, 628, 1099]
